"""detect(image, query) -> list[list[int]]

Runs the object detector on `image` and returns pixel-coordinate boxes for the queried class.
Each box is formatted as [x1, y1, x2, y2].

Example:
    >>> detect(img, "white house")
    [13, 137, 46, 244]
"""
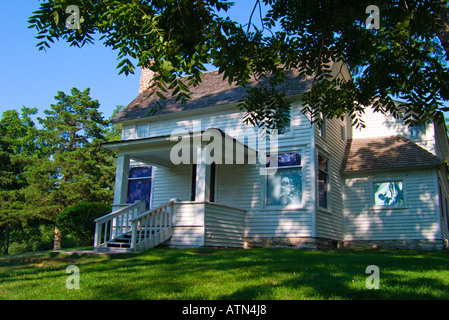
[93, 62, 449, 252]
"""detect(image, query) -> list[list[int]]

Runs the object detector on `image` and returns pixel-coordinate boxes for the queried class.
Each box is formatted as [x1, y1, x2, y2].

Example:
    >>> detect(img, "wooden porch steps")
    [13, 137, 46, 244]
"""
[95, 230, 158, 253]
[94, 200, 174, 253]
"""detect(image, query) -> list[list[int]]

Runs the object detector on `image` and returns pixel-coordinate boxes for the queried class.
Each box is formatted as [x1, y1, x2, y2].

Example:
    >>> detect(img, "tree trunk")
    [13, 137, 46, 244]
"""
[3, 225, 10, 255]
[53, 225, 62, 250]
[53, 204, 64, 250]
[436, 1, 449, 59]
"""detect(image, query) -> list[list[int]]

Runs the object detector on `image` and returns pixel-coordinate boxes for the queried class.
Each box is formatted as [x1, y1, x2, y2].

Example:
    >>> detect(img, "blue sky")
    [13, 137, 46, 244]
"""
[0, 1, 138, 121]
[0, 1, 264, 122]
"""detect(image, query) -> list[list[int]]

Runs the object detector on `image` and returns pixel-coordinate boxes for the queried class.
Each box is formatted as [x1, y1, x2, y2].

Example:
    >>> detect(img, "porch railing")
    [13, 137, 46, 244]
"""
[94, 200, 146, 249]
[130, 200, 175, 251]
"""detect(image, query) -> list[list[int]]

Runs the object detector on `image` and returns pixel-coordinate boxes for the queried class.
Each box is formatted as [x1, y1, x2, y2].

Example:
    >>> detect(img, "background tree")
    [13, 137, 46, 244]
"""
[28, 0, 449, 130]
[23, 87, 115, 250]
[0, 107, 41, 255]
[105, 105, 125, 142]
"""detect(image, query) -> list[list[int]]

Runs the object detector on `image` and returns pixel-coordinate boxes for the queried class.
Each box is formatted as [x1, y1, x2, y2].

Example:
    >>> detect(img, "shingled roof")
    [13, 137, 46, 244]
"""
[113, 69, 313, 123]
[341, 135, 445, 173]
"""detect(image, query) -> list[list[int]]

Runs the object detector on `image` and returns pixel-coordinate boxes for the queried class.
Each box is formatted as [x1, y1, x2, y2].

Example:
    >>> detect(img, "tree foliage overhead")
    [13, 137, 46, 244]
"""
[28, 0, 449, 129]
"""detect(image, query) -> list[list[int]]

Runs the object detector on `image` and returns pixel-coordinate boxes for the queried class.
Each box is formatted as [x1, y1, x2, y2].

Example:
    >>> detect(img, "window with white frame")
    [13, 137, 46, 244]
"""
[373, 181, 404, 207]
[136, 124, 149, 138]
[266, 152, 302, 207]
[340, 124, 346, 142]
[122, 125, 135, 140]
[318, 154, 329, 209]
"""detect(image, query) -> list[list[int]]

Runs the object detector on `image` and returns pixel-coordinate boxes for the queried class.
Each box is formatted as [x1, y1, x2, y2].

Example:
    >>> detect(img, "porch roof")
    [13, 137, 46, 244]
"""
[102, 128, 257, 168]
[341, 135, 445, 174]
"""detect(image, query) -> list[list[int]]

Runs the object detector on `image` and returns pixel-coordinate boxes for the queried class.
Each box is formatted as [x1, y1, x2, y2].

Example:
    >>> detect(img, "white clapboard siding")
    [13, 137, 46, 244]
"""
[243, 106, 316, 239]
[172, 202, 205, 226]
[245, 210, 313, 238]
[315, 116, 348, 240]
[216, 163, 261, 210]
[139, 102, 317, 241]
[123, 107, 258, 141]
[151, 165, 191, 208]
[164, 202, 205, 247]
[352, 107, 437, 155]
[204, 202, 246, 247]
[151, 167, 201, 246]
[343, 170, 441, 241]
[164, 227, 205, 247]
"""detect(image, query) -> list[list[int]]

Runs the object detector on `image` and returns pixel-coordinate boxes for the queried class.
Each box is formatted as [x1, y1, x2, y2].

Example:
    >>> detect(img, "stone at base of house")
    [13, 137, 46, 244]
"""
[243, 237, 341, 250]
[342, 239, 446, 250]
[243, 237, 447, 250]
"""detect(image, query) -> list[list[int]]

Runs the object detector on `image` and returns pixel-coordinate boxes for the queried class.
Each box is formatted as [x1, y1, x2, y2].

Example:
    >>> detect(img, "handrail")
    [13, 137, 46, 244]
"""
[130, 199, 175, 251]
[130, 200, 176, 223]
[94, 201, 144, 224]
[94, 200, 146, 249]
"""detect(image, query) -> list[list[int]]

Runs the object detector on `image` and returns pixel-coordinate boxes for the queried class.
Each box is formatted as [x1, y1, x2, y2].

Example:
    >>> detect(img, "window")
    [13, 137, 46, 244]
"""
[441, 197, 449, 230]
[373, 181, 404, 206]
[445, 197, 448, 229]
[340, 124, 346, 142]
[122, 125, 135, 140]
[127, 166, 152, 209]
[318, 113, 326, 138]
[137, 124, 149, 138]
[278, 108, 292, 135]
[438, 185, 445, 224]
[439, 185, 448, 229]
[410, 123, 426, 139]
[318, 154, 329, 209]
[266, 152, 302, 206]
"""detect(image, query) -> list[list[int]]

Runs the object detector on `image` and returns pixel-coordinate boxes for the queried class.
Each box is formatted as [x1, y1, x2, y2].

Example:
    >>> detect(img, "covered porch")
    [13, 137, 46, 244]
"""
[94, 129, 256, 252]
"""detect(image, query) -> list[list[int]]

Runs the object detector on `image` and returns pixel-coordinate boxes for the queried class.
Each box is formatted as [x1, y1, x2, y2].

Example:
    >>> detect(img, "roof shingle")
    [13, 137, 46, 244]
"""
[341, 135, 444, 173]
[113, 69, 312, 123]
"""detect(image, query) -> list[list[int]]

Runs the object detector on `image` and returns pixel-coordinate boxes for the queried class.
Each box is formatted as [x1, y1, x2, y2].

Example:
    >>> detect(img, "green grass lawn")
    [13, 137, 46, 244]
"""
[0, 247, 448, 300]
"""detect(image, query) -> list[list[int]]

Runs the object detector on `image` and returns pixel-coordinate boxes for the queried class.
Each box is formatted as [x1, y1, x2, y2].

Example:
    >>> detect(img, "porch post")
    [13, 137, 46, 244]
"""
[194, 147, 207, 246]
[194, 147, 210, 202]
[113, 154, 130, 208]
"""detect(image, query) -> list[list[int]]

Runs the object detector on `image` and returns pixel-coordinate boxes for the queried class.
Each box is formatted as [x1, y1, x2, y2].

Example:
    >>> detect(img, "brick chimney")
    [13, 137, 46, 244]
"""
[139, 67, 155, 94]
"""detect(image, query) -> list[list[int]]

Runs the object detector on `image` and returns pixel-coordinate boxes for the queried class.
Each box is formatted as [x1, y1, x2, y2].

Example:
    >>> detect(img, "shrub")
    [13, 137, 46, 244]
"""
[57, 202, 111, 246]
[7, 224, 54, 254]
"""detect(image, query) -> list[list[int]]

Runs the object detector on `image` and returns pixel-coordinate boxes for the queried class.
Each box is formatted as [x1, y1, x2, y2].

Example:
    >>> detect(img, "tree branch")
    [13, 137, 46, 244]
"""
[435, 0, 449, 59]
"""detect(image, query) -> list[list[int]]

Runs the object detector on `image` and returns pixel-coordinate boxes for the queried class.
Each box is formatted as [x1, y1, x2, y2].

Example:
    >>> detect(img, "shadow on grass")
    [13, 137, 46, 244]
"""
[84, 248, 449, 300]
[1, 248, 448, 300]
